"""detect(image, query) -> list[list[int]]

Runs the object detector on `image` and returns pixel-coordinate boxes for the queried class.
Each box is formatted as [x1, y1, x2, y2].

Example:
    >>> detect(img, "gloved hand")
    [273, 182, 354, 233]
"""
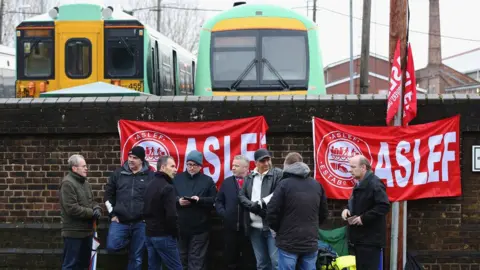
[92, 207, 102, 220]
[250, 202, 261, 215]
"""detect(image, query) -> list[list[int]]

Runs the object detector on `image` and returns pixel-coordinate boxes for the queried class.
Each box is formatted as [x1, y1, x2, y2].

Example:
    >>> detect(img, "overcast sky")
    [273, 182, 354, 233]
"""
[58, 0, 480, 69]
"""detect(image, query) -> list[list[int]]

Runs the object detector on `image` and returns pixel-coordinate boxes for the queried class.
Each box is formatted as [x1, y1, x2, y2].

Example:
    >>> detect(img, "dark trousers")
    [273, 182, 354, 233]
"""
[354, 245, 381, 270]
[179, 232, 209, 270]
[106, 221, 146, 270]
[62, 236, 92, 270]
[223, 227, 249, 270]
[146, 235, 183, 270]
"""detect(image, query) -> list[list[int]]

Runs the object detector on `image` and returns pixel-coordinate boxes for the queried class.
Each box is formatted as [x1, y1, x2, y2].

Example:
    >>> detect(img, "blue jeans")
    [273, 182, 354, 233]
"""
[250, 228, 278, 270]
[107, 221, 146, 270]
[146, 236, 182, 270]
[278, 248, 318, 270]
[62, 236, 92, 270]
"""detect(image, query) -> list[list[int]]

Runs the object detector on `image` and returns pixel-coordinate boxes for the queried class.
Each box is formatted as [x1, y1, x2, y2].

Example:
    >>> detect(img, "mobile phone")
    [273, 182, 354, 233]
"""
[182, 196, 197, 203]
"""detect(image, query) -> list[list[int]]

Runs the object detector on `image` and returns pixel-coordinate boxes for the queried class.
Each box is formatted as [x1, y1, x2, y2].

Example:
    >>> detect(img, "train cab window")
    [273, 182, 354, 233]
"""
[23, 41, 53, 77]
[261, 35, 307, 81]
[107, 45, 136, 77]
[65, 38, 91, 78]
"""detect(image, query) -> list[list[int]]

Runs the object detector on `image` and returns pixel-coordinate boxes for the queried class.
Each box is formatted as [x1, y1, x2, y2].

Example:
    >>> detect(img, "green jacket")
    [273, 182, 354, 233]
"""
[59, 172, 100, 238]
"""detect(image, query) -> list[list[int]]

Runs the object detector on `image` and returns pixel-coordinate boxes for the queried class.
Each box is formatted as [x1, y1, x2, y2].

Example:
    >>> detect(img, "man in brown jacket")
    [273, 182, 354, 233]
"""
[59, 154, 102, 270]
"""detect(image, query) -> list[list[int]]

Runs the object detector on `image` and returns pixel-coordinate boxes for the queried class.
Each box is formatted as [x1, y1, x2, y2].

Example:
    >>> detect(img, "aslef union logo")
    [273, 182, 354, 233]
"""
[122, 130, 180, 171]
[316, 131, 372, 189]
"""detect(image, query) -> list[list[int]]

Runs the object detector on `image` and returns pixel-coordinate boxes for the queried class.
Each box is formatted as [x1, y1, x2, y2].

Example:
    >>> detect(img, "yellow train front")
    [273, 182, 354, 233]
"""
[15, 3, 196, 98]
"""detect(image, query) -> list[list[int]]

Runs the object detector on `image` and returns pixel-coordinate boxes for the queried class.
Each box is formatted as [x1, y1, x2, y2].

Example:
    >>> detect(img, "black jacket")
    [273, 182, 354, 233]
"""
[267, 162, 328, 253]
[104, 161, 154, 223]
[238, 167, 283, 235]
[347, 171, 390, 247]
[143, 171, 179, 238]
[215, 175, 244, 231]
[173, 171, 217, 235]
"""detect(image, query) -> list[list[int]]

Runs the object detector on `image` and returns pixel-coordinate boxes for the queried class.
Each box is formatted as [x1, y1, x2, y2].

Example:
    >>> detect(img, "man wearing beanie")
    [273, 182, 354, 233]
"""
[238, 148, 283, 270]
[173, 150, 217, 270]
[104, 145, 155, 270]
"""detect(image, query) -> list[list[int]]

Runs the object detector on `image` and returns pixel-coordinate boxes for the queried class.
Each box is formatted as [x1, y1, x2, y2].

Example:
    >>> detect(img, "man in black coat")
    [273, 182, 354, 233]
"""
[143, 155, 182, 270]
[215, 155, 251, 270]
[104, 146, 155, 270]
[173, 150, 217, 270]
[267, 152, 328, 269]
[341, 155, 390, 270]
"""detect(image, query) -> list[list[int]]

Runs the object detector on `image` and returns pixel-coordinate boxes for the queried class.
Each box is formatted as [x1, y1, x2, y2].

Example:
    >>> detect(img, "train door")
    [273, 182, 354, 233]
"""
[56, 21, 102, 89]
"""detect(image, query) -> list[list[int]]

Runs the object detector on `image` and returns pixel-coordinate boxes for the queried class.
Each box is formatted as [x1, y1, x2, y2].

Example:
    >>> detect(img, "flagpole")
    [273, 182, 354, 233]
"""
[388, 0, 409, 269]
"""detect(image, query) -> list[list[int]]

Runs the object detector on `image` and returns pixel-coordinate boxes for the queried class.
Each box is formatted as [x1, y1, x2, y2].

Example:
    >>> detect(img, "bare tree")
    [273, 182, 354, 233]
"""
[2, 0, 53, 45]
[129, 0, 205, 54]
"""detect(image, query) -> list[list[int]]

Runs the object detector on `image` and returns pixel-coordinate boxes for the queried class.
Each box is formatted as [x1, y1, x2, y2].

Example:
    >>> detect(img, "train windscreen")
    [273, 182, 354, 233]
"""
[17, 29, 55, 79]
[211, 29, 308, 91]
[104, 28, 143, 78]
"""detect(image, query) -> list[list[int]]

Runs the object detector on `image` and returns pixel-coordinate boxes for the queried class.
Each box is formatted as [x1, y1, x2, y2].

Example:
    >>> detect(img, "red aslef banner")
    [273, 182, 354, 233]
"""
[313, 115, 461, 201]
[118, 116, 268, 187]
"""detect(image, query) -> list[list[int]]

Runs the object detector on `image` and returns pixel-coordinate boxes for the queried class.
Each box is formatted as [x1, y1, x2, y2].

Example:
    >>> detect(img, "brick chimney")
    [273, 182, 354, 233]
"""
[428, 0, 442, 66]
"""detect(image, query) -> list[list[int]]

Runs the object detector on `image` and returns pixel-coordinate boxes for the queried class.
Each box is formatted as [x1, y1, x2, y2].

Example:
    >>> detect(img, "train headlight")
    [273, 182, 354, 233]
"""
[102, 6, 114, 19]
[48, 7, 59, 19]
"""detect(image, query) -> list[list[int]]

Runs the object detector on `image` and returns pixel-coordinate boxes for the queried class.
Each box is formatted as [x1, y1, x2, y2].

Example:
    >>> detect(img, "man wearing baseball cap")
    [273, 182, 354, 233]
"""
[238, 148, 283, 270]
[104, 146, 155, 270]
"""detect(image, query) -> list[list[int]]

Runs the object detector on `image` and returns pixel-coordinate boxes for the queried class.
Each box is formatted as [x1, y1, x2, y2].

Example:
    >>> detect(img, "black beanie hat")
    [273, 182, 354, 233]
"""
[129, 146, 145, 162]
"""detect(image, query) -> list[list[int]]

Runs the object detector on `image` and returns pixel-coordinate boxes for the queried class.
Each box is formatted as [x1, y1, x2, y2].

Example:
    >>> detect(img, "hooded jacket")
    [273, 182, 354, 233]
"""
[267, 162, 328, 253]
[104, 160, 154, 223]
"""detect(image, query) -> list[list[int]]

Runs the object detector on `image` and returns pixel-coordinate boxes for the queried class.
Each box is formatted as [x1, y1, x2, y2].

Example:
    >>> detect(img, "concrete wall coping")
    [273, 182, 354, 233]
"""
[1, 93, 480, 108]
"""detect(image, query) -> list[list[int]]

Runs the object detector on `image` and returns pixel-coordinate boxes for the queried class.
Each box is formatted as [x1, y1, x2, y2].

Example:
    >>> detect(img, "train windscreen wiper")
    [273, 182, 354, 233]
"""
[230, 58, 258, 90]
[24, 39, 41, 59]
[119, 37, 136, 57]
[261, 57, 290, 90]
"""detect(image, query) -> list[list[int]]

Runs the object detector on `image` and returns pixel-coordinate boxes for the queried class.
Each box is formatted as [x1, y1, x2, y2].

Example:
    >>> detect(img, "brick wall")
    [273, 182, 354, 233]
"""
[0, 94, 479, 269]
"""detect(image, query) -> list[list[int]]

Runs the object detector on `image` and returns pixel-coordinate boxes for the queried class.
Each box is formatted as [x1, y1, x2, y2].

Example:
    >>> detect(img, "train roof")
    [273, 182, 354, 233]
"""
[201, 3, 316, 30]
[17, 3, 196, 58]
[20, 3, 141, 23]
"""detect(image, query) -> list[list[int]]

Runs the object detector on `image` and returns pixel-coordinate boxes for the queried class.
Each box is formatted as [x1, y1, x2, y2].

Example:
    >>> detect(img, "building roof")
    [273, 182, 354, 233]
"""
[324, 53, 389, 70]
[443, 47, 480, 74]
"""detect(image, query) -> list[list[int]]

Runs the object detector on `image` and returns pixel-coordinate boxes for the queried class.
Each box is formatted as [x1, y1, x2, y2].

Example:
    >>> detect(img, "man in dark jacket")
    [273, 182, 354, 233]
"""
[104, 146, 155, 270]
[60, 154, 102, 270]
[341, 155, 390, 270]
[173, 150, 217, 270]
[215, 155, 250, 270]
[267, 152, 328, 269]
[238, 148, 283, 270]
[144, 155, 182, 270]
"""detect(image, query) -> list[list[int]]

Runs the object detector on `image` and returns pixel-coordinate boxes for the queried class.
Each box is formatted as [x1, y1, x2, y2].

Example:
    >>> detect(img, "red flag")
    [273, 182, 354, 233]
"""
[403, 43, 417, 126]
[386, 39, 402, 125]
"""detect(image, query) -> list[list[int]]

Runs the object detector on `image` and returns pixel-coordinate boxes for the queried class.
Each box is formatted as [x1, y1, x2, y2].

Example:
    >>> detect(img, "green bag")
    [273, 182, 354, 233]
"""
[318, 226, 349, 256]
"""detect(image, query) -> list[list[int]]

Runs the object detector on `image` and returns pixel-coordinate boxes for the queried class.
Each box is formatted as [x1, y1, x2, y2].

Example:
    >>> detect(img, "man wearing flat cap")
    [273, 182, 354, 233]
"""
[238, 148, 283, 270]
[173, 150, 217, 270]
[104, 145, 155, 270]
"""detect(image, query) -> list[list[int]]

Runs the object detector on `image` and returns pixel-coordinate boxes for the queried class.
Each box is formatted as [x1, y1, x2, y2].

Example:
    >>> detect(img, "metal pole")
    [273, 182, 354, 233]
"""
[156, 0, 162, 31]
[403, 201, 407, 269]
[349, 0, 354, 94]
[359, 0, 372, 94]
[0, 0, 5, 44]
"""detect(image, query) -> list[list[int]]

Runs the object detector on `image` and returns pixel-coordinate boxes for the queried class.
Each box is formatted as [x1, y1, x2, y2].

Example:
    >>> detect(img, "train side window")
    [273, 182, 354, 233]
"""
[192, 61, 195, 89]
[172, 50, 177, 94]
[155, 41, 160, 95]
[65, 38, 91, 79]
